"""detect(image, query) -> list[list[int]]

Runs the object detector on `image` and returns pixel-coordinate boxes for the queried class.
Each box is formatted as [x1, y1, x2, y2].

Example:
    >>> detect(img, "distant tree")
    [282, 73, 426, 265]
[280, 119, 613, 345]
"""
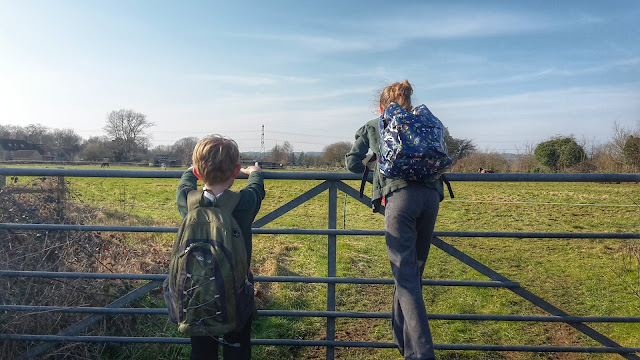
[303, 153, 322, 167]
[0, 124, 28, 140]
[104, 109, 154, 161]
[52, 128, 82, 152]
[24, 124, 52, 145]
[0, 124, 11, 138]
[444, 128, 476, 161]
[172, 136, 199, 165]
[534, 137, 585, 172]
[150, 144, 173, 155]
[1, 124, 81, 156]
[322, 141, 352, 167]
[269, 141, 294, 164]
[297, 151, 306, 166]
[80, 136, 112, 161]
[287, 151, 296, 165]
[281, 141, 294, 164]
[623, 135, 640, 171]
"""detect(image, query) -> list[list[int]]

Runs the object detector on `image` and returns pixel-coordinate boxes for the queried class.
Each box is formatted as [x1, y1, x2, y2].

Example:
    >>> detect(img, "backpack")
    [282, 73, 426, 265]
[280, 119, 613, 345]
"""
[378, 102, 453, 183]
[359, 103, 454, 199]
[163, 190, 254, 337]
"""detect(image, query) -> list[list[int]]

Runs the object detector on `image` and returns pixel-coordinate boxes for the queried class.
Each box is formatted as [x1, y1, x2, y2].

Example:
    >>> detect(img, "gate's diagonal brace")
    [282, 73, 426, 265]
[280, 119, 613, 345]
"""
[334, 181, 372, 209]
[432, 236, 640, 359]
[18, 280, 164, 360]
[252, 181, 330, 228]
[334, 181, 385, 216]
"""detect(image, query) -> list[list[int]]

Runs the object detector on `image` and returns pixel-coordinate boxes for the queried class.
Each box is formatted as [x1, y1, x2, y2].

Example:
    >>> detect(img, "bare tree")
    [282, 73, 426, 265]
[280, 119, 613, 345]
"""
[172, 137, 199, 165]
[104, 109, 154, 161]
[52, 129, 82, 152]
[444, 127, 476, 161]
[24, 124, 51, 145]
[80, 136, 112, 161]
[269, 141, 294, 164]
[610, 121, 629, 159]
[0, 124, 28, 140]
[322, 141, 352, 168]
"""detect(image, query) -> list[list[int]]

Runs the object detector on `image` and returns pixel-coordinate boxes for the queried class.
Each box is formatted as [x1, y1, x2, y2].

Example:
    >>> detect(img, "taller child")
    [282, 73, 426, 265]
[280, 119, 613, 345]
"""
[345, 80, 444, 360]
[176, 134, 265, 360]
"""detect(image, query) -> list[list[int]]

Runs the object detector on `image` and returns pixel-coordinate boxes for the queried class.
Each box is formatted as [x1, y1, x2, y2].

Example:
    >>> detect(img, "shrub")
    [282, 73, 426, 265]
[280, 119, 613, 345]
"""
[534, 137, 586, 172]
[623, 135, 640, 171]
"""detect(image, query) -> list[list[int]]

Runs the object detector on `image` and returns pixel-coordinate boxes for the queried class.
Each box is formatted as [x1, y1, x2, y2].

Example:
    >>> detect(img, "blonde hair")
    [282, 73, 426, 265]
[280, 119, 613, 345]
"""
[380, 79, 413, 111]
[192, 134, 239, 185]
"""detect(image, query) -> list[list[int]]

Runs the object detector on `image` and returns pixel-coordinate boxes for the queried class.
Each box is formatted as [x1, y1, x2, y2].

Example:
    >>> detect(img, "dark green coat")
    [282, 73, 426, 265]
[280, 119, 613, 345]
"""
[345, 118, 444, 212]
[176, 170, 265, 262]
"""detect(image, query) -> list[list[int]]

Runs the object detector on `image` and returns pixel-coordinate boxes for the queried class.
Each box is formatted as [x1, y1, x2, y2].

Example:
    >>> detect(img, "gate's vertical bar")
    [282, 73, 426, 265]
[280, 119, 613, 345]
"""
[327, 181, 337, 360]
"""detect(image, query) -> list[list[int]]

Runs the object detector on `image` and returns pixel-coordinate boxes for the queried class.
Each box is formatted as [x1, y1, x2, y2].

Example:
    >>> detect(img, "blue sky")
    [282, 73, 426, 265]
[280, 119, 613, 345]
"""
[1, 1, 639, 153]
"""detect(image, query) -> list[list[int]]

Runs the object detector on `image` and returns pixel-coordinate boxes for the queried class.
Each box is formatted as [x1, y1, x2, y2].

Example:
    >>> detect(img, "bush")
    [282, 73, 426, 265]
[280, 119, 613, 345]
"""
[623, 135, 640, 171]
[534, 137, 586, 172]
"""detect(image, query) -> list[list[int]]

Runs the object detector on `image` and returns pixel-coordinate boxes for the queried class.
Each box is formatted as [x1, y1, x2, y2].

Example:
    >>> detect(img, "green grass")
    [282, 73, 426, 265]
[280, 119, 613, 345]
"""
[4, 165, 640, 359]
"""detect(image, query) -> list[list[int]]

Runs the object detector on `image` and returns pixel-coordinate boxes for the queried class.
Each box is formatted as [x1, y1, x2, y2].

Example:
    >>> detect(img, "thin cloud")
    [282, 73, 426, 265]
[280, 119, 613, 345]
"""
[430, 69, 554, 89]
[228, 33, 374, 53]
[183, 73, 321, 86]
[230, 8, 591, 56]
[432, 85, 640, 149]
[552, 57, 640, 76]
[196, 87, 374, 109]
[430, 57, 640, 90]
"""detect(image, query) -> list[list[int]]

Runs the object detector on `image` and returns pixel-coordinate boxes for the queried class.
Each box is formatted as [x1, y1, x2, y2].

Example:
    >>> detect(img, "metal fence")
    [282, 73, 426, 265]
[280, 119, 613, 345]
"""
[1, 167, 640, 359]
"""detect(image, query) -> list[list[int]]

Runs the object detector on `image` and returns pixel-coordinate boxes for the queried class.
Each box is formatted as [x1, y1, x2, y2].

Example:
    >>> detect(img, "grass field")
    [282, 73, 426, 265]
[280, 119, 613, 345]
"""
[3, 165, 640, 359]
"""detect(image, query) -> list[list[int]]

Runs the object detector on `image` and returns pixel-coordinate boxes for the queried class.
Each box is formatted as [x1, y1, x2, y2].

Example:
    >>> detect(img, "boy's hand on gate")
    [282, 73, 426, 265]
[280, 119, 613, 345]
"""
[240, 165, 261, 175]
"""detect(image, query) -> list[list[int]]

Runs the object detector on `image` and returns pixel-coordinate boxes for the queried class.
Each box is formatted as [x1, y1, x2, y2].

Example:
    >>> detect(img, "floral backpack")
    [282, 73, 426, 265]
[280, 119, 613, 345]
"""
[378, 102, 454, 195]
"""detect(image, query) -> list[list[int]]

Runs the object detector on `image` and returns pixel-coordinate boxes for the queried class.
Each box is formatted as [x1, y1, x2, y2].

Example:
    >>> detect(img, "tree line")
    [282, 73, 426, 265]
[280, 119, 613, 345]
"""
[2, 109, 638, 173]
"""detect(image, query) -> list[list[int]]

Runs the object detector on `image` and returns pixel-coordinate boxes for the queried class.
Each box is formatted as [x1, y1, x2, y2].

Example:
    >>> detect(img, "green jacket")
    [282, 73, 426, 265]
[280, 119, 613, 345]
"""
[345, 118, 444, 211]
[176, 170, 265, 262]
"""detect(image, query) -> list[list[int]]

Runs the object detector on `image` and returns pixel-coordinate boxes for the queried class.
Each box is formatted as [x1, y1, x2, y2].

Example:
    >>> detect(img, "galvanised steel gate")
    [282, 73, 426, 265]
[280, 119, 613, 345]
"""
[1, 168, 639, 359]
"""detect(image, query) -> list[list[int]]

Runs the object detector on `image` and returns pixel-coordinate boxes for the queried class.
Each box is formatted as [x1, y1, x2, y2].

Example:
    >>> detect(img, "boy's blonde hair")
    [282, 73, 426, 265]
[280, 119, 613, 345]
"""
[192, 135, 240, 185]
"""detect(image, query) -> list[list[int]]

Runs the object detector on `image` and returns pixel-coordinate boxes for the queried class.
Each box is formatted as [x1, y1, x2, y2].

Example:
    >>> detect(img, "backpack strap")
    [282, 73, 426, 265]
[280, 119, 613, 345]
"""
[213, 190, 241, 212]
[359, 153, 377, 198]
[186, 190, 204, 212]
[441, 174, 454, 199]
[186, 189, 242, 212]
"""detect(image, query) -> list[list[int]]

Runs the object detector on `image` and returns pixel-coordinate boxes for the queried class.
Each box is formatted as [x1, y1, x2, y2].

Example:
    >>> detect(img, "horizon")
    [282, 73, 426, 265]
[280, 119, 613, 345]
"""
[1, 1, 639, 153]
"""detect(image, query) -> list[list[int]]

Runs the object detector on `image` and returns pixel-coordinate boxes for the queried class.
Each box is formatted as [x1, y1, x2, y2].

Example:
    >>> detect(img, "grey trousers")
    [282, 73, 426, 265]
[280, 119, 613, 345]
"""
[384, 183, 439, 360]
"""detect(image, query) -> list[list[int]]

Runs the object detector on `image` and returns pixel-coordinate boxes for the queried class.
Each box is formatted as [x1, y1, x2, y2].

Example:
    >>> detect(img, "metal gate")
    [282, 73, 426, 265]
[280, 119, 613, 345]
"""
[1, 167, 639, 359]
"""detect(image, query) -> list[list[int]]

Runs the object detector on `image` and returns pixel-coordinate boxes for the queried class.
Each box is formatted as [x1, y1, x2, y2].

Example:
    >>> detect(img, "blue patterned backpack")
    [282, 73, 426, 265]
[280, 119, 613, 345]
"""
[378, 102, 453, 188]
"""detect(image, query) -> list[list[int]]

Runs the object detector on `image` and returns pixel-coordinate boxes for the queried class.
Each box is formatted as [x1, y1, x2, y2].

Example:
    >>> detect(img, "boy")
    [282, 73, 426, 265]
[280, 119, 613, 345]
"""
[176, 134, 265, 360]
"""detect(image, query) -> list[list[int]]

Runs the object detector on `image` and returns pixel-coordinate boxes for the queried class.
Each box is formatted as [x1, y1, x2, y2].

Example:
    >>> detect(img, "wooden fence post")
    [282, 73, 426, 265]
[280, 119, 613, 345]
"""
[56, 168, 66, 218]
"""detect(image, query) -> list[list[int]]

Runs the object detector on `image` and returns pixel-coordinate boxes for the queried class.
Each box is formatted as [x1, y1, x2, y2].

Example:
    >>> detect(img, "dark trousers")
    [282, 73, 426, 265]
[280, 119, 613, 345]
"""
[384, 183, 439, 360]
[190, 319, 252, 360]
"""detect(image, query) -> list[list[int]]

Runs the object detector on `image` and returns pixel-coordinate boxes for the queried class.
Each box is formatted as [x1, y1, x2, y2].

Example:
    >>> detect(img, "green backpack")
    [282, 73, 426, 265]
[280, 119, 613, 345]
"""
[163, 190, 254, 336]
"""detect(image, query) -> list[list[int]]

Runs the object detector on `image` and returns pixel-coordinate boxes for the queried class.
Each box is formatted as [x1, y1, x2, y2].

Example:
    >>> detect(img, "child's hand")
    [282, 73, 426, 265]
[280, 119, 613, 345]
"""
[240, 165, 261, 175]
